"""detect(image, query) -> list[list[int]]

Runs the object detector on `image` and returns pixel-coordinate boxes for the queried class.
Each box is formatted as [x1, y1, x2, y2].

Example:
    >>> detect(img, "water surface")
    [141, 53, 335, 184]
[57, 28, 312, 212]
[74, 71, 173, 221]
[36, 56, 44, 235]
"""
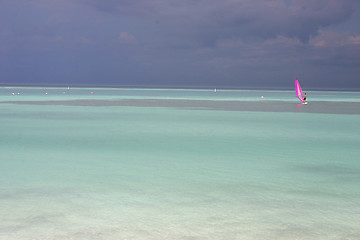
[1, 88, 359, 239]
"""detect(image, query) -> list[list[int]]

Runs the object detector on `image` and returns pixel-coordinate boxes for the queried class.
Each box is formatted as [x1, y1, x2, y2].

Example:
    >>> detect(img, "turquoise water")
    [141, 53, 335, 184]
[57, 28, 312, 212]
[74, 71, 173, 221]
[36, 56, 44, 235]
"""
[2, 86, 360, 102]
[1, 88, 360, 239]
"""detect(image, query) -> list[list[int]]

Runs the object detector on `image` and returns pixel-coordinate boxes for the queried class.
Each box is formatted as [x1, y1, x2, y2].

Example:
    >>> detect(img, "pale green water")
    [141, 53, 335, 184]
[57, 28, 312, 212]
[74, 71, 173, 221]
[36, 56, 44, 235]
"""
[1, 88, 360, 239]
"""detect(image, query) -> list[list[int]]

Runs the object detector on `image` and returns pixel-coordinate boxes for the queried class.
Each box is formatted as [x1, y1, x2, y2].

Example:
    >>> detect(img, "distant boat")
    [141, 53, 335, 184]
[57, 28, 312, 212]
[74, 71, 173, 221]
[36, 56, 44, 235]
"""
[295, 79, 307, 104]
[214, 88, 217, 93]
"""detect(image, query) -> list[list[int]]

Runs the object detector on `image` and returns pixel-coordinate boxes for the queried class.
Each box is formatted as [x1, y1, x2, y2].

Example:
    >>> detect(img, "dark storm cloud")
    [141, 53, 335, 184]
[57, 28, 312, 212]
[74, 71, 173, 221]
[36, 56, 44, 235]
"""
[78, 0, 357, 44]
[0, 0, 359, 89]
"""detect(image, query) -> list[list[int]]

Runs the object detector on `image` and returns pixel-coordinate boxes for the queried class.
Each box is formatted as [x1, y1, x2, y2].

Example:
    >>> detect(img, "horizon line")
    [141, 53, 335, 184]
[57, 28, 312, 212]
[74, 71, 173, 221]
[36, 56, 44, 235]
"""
[1, 83, 359, 92]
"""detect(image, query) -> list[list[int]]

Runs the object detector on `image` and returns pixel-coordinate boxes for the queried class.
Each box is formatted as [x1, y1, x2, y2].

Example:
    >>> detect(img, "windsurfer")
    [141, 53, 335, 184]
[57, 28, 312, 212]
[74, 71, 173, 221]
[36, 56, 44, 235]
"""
[303, 93, 307, 102]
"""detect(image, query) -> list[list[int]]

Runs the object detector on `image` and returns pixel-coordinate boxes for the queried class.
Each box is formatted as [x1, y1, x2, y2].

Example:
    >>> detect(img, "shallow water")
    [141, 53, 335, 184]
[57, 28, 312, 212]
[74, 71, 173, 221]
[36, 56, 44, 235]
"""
[1, 88, 360, 239]
[2, 87, 360, 102]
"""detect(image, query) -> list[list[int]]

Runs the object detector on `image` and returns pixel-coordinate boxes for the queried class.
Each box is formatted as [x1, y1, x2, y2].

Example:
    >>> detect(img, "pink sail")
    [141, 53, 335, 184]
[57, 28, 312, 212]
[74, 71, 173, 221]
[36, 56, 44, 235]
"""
[295, 79, 304, 103]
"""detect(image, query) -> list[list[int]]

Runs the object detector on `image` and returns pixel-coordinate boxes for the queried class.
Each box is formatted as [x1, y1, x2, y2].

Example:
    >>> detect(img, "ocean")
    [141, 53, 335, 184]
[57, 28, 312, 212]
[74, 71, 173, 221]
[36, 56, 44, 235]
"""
[1, 87, 359, 239]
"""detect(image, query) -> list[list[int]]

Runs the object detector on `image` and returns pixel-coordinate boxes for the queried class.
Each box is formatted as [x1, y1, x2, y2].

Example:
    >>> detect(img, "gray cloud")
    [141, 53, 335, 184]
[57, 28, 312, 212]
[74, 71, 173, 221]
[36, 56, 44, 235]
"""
[1, 0, 359, 89]
[77, 0, 357, 45]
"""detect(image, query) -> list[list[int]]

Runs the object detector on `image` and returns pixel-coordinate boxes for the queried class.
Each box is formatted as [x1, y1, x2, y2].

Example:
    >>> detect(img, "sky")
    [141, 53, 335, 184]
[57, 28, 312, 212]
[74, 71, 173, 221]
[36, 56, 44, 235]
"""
[1, 0, 360, 90]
